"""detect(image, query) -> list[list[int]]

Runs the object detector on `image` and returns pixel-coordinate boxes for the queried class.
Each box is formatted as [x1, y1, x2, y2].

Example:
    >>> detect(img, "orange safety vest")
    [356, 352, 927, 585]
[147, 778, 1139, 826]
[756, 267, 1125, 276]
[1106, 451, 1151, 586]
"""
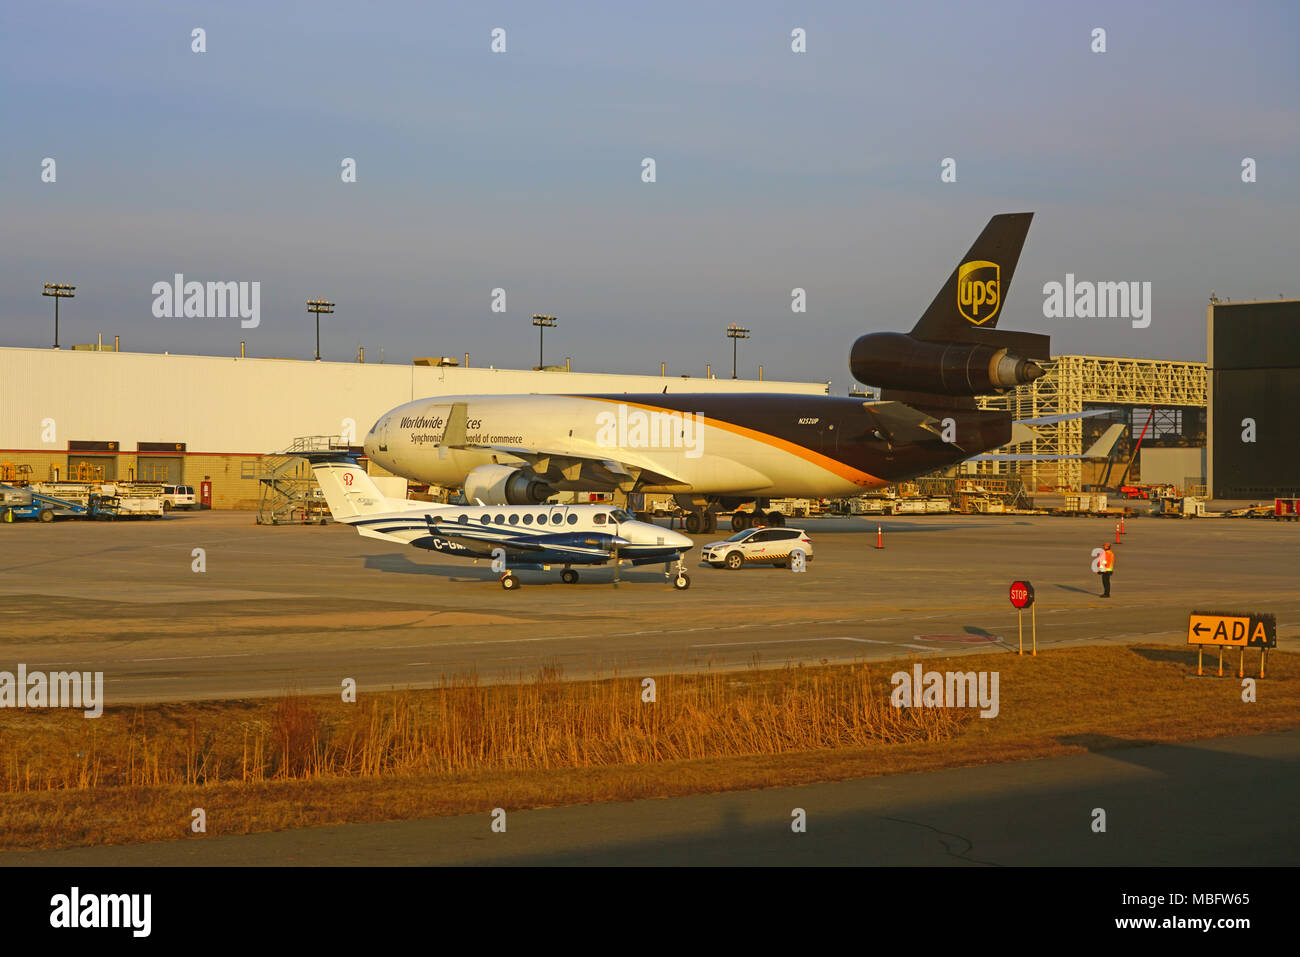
[1101, 549, 1114, 571]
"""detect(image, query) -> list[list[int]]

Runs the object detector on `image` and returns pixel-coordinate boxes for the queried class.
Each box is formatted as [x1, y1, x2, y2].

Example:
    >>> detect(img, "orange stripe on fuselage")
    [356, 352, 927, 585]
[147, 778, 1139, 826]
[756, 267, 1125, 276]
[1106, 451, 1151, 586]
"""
[570, 396, 886, 489]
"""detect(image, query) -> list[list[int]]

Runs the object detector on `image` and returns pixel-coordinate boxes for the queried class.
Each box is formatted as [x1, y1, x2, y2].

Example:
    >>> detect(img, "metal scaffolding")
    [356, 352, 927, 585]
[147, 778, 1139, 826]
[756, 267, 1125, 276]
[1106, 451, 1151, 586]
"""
[975, 355, 1207, 491]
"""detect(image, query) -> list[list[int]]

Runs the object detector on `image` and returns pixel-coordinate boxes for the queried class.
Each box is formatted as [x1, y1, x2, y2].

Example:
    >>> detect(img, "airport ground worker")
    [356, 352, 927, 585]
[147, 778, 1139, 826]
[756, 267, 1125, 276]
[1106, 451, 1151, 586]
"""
[1097, 542, 1115, 598]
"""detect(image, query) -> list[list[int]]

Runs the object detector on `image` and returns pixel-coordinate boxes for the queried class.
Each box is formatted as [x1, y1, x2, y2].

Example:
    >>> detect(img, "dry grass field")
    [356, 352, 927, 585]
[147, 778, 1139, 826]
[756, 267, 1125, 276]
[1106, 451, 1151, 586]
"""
[0, 644, 1293, 851]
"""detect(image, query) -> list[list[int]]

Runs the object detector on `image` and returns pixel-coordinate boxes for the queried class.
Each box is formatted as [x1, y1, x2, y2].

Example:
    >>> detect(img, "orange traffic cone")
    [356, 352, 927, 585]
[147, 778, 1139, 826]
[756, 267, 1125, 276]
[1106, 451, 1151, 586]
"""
[876, 525, 883, 549]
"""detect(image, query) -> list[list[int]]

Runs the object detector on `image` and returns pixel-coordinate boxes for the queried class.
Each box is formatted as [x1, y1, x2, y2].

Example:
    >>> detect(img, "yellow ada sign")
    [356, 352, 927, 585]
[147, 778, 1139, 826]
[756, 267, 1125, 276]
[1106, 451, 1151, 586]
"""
[1187, 613, 1275, 648]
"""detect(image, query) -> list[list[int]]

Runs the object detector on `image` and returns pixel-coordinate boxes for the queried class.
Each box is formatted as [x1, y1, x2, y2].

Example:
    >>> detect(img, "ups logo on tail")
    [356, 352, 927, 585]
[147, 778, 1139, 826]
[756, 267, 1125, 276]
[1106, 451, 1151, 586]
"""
[957, 260, 1001, 325]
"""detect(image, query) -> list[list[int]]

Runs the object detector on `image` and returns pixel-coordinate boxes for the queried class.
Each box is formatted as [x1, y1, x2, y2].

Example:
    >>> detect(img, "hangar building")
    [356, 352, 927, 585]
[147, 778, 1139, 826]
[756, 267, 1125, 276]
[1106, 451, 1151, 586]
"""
[0, 346, 829, 509]
[1207, 297, 1300, 499]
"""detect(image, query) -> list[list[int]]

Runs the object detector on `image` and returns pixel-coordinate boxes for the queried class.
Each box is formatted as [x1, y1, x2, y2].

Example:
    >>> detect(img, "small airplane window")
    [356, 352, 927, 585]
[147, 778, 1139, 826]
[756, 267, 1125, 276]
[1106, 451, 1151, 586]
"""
[551, 513, 563, 525]
[593, 514, 606, 525]
[536, 514, 547, 524]
[523, 514, 533, 525]
[480, 516, 490, 525]
[495, 514, 505, 524]
[457, 515, 468, 524]
[509, 514, 519, 525]
[567, 513, 578, 525]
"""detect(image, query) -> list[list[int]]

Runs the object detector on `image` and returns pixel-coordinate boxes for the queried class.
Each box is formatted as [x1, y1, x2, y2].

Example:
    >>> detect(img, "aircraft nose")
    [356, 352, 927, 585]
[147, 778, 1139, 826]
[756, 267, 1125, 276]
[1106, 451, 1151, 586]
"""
[666, 527, 693, 550]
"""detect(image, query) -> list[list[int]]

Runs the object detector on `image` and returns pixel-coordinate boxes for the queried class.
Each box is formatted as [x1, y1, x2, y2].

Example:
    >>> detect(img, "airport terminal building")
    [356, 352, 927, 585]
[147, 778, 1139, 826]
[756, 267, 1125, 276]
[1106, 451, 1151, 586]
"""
[0, 346, 829, 508]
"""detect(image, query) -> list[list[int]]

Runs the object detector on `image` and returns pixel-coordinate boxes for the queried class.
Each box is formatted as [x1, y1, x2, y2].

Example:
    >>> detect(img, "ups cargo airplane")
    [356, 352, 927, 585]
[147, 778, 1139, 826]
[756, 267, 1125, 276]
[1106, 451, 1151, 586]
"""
[365, 212, 1082, 534]
[301, 450, 695, 589]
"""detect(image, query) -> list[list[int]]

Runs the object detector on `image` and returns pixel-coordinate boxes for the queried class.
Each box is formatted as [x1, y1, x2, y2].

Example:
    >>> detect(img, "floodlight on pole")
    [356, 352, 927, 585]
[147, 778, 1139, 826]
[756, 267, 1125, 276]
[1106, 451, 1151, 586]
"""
[532, 314, 557, 369]
[42, 283, 76, 350]
[306, 298, 335, 361]
[726, 323, 750, 379]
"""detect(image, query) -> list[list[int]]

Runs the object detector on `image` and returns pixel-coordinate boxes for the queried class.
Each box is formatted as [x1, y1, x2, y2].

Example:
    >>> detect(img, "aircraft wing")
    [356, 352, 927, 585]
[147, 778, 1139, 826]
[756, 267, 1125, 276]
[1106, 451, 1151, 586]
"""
[422, 529, 548, 553]
[969, 423, 1127, 461]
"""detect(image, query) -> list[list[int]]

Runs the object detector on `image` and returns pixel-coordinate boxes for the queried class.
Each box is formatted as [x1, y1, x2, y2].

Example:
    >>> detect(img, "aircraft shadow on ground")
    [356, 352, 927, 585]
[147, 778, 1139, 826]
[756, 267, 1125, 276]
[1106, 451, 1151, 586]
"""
[458, 733, 1297, 866]
[360, 552, 669, 586]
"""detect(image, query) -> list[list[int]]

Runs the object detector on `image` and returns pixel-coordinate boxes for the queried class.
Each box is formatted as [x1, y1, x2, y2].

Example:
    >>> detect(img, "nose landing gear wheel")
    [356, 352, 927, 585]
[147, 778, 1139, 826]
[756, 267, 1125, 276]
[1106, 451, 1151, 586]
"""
[673, 574, 691, 590]
[500, 572, 520, 590]
[561, 568, 579, 584]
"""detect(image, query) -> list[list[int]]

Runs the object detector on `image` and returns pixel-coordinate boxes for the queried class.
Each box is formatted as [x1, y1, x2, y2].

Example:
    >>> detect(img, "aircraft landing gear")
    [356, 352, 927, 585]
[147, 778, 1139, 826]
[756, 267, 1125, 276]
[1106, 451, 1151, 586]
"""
[731, 510, 751, 532]
[665, 558, 691, 590]
[561, 568, 579, 584]
[683, 511, 717, 534]
[500, 571, 520, 590]
[767, 511, 786, 527]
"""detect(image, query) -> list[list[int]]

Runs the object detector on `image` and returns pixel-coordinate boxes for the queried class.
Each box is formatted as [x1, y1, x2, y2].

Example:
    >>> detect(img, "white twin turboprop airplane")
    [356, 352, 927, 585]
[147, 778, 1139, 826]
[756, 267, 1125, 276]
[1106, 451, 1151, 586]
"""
[300, 449, 695, 590]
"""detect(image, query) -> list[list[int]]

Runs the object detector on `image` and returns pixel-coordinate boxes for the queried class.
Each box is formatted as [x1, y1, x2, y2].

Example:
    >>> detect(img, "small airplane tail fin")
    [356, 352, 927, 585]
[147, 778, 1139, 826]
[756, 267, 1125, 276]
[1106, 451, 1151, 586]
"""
[300, 453, 400, 521]
[911, 212, 1034, 342]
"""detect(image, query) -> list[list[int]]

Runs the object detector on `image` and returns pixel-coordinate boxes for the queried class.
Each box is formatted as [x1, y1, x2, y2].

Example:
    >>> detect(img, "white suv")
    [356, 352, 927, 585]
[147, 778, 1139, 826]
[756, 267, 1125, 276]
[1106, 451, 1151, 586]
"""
[702, 527, 814, 569]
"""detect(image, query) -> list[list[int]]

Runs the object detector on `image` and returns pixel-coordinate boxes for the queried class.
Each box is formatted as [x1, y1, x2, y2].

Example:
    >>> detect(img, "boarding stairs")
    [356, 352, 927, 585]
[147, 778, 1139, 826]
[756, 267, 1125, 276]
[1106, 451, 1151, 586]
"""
[244, 436, 352, 525]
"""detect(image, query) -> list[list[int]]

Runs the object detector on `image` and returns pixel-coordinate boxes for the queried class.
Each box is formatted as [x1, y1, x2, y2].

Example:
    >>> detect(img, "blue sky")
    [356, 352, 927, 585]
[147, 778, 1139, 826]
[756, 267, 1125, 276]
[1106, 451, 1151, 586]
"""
[2, 1, 1297, 387]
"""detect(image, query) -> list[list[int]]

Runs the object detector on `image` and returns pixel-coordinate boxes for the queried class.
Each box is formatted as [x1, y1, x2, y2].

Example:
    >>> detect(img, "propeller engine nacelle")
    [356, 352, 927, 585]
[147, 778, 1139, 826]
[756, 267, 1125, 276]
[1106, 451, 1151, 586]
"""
[849, 332, 1045, 396]
[462, 464, 555, 506]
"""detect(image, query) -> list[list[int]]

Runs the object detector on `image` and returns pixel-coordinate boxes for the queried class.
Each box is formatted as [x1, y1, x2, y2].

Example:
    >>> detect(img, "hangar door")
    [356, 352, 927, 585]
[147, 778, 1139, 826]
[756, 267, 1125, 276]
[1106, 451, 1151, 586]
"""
[137, 442, 186, 484]
[67, 440, 119, 481]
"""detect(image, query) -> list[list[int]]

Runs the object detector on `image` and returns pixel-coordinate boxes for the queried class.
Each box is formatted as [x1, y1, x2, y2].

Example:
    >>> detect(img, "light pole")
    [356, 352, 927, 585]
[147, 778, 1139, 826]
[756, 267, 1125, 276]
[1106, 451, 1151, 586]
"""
[726, 323, 750, 379]
[532, 314, 557, 369]
[306, 298, 335, 361]
[43, 283, 76, 349]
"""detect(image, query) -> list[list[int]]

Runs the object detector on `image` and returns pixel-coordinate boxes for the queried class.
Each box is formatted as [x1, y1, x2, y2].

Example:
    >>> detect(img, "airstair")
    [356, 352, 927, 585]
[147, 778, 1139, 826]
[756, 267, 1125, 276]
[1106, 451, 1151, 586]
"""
[244, 436, 351, 525]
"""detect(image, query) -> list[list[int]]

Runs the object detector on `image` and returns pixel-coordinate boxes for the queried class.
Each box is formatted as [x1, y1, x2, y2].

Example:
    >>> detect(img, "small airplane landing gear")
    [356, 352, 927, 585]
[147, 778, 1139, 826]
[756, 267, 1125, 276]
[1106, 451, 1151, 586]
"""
[561, 568, 579, 584]
[500, 571, 520, 590]
[665, 558, 691, 590]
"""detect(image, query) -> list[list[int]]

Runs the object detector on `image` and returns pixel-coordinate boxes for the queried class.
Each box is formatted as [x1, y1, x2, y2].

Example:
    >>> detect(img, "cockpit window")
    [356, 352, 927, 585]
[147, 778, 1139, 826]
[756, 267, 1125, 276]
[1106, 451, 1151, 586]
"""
[610, 509, 634, 523]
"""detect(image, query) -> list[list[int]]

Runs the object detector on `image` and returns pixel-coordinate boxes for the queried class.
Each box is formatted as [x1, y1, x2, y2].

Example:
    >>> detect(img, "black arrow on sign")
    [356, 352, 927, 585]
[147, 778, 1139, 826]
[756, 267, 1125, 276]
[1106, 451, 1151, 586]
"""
[1193, 623, 1210, 636]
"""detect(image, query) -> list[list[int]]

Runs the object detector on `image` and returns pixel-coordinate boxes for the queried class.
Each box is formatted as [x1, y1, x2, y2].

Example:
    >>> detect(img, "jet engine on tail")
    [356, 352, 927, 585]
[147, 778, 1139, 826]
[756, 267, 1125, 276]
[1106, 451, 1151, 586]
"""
[850, 212, 1049, 400]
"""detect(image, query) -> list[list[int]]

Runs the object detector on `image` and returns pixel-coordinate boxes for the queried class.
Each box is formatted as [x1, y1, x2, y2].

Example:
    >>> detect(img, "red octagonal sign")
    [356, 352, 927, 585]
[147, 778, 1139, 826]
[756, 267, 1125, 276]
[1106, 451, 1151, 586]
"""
[1009, 580, 1035, 609]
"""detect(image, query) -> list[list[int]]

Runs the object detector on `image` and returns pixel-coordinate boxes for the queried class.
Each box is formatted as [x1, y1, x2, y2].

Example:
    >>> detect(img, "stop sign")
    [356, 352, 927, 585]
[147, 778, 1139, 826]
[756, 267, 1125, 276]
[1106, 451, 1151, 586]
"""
[1010, 580, 1035, 609]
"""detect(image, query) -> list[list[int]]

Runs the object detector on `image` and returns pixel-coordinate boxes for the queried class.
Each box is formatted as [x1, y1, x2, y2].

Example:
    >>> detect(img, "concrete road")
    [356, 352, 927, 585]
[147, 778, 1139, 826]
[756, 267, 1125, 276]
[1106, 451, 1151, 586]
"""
[6, 729, 1296, 866]
[0, 511, 1295, 702]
